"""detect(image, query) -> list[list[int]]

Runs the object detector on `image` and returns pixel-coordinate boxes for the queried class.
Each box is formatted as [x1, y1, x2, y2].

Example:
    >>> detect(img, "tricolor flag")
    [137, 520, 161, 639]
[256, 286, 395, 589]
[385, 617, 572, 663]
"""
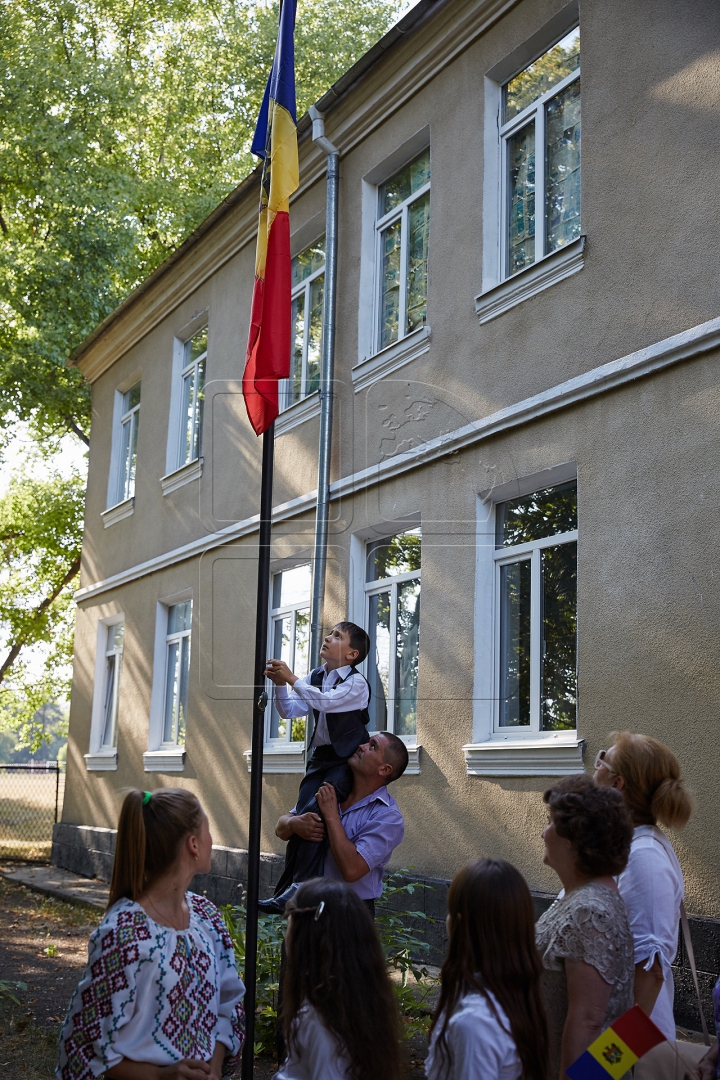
[567, 1006, 667, 1079]
[242, 0, 299, 436]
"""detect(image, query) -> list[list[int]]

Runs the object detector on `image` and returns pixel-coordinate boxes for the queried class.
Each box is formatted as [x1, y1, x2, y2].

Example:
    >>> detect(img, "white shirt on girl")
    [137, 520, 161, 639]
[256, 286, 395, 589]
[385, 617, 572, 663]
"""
[425, 989, 522, 1080]
[273, 1004, 352, 1080]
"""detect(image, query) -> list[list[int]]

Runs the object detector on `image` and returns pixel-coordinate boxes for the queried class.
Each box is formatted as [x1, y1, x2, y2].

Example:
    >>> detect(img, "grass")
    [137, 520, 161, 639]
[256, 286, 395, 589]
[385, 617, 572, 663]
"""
[0, 773, 66, 861]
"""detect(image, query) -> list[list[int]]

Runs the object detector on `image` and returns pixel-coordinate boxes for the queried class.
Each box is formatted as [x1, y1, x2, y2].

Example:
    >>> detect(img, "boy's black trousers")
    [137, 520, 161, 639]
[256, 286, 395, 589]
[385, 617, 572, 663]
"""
[272, 744, 353, 896]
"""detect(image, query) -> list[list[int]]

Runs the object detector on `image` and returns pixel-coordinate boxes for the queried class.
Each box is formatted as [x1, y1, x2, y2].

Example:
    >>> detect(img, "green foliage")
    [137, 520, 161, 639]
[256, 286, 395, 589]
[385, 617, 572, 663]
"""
[0, 465, 85, 750]
[0, 0, 404, 442]
[222, 869, 436, 1056]
[0, 979, 28, 1005]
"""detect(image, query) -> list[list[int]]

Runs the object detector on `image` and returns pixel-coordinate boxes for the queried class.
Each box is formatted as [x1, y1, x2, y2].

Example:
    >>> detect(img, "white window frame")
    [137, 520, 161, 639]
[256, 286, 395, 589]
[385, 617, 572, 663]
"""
[105, 375, 142, 517]
[466, 464, 584, 777]
[85, 613, 124, 771]
[177, 332, 207, 467]
[163, 315, 208, 491]
[144, 589, 192, 772]
[480, 4, 581, 299]
[281, 247, 325, 413]
[264, 564, 312, 751]
[117, 385, 140, 503]
[499, 64, 579, 279]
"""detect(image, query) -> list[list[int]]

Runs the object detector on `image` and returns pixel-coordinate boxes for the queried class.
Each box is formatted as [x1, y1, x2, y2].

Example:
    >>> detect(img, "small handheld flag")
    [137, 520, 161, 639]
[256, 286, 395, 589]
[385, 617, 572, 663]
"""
[566, 1006, 667, 1079]
[242, 0, 299, 436]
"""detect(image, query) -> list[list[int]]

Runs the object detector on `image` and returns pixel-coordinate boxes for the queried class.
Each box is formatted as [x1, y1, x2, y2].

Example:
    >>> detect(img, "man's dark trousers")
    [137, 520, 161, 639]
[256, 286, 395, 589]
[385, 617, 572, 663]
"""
[272, 745, 353, 894]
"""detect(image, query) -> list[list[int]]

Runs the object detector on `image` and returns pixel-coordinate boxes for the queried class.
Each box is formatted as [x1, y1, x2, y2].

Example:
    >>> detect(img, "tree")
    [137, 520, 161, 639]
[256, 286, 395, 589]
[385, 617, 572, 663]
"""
[0, 466, 85, 750]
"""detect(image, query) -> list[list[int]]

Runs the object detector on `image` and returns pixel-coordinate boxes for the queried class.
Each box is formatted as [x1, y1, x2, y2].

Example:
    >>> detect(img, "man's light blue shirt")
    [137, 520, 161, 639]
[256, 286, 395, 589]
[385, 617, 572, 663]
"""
[322, 785, 405, 900]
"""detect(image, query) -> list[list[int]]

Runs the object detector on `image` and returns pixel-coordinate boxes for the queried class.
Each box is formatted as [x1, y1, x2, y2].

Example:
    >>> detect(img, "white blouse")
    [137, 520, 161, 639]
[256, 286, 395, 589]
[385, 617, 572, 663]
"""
[425, 990, 522, 1080]
[274, 1004, 352, 1080]
[617, 824, 685, 1041]
[56, 894, 245, 1079]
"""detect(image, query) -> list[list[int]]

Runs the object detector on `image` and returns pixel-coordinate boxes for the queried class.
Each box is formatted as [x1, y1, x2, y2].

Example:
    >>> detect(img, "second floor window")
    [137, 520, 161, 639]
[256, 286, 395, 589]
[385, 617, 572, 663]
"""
[267, 565, 311, 745]
[495, 481, 577, 732]
[284, 240, 325, 410]
[100, 622, 124, 748]
[502, 27, 580, 277]
[118, 382, 140, 503]
[365, 527, 421, 738]
[377, 149, 430, 352]
[163, 600, 192, 747]
[179, 328, 207, 467]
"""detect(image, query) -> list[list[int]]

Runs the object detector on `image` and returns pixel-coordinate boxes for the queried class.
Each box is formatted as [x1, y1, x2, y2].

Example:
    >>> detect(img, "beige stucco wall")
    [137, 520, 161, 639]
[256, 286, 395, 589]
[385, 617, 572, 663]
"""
[65, 0, 720, 918]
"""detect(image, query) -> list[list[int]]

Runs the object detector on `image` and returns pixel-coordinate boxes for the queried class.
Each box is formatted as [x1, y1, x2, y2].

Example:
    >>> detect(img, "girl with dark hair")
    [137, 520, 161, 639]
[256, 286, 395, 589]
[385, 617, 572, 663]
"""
[426, 859, 549, 1080]
[57, 789, 245, 1080]
[536, 775, 634, 1079]
[276, 878, 401, 1080]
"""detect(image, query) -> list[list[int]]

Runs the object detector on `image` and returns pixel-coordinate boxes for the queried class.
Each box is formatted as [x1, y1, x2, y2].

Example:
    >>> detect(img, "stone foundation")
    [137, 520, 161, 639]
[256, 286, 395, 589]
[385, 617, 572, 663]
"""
[52, 822, 719, 1034]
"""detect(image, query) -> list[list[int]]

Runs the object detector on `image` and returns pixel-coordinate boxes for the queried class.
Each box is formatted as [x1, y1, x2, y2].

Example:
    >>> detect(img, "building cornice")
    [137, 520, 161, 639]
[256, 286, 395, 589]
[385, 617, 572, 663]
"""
[69, 0, 519, 383]
[74, 316, 720, 603]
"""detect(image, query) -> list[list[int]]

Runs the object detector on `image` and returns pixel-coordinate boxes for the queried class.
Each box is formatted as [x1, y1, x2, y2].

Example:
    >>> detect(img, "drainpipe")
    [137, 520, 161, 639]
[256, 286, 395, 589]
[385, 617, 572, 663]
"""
[307, 105, 339, 759]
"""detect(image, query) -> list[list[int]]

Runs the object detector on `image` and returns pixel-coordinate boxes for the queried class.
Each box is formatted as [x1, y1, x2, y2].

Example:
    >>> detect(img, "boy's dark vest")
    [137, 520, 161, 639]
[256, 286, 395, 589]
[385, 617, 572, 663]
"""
[309, 666, 371, 759]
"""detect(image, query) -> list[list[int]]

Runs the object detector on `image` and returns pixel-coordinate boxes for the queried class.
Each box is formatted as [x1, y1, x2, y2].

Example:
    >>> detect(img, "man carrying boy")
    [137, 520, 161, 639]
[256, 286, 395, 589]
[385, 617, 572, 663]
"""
[258, 620, 371, 913]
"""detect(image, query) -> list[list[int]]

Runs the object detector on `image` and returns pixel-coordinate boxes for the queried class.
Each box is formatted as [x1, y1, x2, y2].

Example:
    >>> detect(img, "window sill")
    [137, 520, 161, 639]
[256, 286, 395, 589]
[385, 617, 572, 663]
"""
[352, 326, 431, 393]
[84, 750, 118, 772]
[244, 747, 306, 773]
[143, 748, 186, 772]
[101, 497, 134, 528]
[276, 392, 320, 436]
[161, 457, 203, 495]
[475, 236, 586, 324]
[403, 744, 421, 776]
[462, 736, 585, 776]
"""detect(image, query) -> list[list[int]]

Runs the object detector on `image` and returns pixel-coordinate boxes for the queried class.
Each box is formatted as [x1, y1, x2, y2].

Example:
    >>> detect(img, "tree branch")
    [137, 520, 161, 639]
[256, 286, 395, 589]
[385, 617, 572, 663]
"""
[63, 416, 90, 446]
[0, 206, 8, 235]
[0, 555, 81, 686]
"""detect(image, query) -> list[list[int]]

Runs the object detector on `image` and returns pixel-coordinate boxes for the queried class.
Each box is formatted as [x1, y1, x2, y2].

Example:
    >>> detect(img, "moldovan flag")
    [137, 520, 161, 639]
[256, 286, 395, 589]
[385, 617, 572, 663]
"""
[567, 1006, 666, 1079]
[242, 0, 299, 436]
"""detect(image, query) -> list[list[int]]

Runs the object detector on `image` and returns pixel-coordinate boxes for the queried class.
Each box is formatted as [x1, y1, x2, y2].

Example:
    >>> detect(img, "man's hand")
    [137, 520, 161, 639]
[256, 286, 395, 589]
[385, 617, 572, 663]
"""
[264, 659, 296, 686]
[688, 1045, 719, 1080]
[291, 812, 326, 842]
[316, 782, 340, 820]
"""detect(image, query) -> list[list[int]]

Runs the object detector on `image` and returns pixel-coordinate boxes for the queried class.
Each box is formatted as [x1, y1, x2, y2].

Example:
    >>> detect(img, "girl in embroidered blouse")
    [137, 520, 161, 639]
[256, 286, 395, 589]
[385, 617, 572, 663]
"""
[425, 858, 549, 1080]
[56, 789, 245, 1080]
[276, 878, 401, 1080]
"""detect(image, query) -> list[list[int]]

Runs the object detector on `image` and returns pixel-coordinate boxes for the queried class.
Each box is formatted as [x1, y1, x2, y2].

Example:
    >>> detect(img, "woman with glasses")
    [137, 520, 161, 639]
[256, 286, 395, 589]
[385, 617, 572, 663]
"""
[593, 733, 692, 1047]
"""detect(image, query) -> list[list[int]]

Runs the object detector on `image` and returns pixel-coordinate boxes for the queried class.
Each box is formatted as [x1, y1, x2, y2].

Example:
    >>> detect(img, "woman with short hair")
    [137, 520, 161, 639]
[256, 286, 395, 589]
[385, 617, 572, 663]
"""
[426, 858, 549, 1080]
[535, 775, 634, 1079]
[594, 732, 692, 1039]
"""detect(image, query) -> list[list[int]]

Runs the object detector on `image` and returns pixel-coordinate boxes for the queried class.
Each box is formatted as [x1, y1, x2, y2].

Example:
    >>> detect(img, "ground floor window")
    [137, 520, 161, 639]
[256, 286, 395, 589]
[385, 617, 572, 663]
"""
[365, 526, 421, 738]
[495, 480, 577, 732]
[267, 564, 311, 745]
[163, 600, 192, 747]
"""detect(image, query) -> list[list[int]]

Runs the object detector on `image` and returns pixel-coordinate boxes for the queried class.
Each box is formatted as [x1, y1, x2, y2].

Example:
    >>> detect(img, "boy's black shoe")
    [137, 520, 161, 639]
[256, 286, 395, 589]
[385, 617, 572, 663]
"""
[257, 881, 301, 915]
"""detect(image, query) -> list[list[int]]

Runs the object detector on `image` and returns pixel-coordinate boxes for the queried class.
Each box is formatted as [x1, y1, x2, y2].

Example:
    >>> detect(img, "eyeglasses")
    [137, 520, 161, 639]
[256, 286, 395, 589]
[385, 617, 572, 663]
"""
[594, 749, 617, 775]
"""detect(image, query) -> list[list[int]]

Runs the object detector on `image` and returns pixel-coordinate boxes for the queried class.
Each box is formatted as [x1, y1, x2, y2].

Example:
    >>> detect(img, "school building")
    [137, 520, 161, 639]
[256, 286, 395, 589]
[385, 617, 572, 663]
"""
[54, 0, 720, 1029]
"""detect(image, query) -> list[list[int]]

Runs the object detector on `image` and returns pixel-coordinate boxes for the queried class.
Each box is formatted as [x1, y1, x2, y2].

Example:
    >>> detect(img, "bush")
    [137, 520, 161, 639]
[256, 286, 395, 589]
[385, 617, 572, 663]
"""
[222, 869, 437, 1056]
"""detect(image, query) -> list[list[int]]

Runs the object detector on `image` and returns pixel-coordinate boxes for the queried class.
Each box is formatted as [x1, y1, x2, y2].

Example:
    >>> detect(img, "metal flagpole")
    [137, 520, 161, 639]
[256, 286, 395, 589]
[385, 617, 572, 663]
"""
[242, 422, 275, 1080]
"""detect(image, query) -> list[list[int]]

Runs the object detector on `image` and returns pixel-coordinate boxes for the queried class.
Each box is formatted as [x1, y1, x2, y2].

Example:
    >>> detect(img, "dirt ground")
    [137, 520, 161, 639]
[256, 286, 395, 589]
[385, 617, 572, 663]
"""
[0, 868, 429, 1078]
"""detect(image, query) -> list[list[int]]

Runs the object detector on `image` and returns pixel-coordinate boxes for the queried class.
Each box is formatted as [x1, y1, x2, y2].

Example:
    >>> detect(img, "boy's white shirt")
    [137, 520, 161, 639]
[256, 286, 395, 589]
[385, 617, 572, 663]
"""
[274, 664, 369, 747]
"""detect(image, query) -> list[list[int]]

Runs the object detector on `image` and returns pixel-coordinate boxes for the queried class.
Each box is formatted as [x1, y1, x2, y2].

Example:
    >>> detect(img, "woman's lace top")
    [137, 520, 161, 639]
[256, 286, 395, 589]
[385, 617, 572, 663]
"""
[535, 882, 634, 1078]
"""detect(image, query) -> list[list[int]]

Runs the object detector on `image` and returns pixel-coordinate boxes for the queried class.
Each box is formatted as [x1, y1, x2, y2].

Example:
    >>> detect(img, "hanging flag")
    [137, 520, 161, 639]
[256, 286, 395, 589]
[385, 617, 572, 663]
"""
[566, 1006, 667, 1079]
[242, 0, 299, 436]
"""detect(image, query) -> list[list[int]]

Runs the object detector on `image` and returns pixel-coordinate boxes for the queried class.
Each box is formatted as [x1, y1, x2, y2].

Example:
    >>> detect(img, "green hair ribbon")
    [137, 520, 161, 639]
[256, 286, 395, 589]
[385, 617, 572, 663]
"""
[142, 791, 152, 805]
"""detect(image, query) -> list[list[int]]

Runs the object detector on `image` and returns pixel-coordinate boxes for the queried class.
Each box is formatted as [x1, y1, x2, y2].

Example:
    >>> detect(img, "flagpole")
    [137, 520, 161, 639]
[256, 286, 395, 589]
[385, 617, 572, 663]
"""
[242, 422, 274, 1080]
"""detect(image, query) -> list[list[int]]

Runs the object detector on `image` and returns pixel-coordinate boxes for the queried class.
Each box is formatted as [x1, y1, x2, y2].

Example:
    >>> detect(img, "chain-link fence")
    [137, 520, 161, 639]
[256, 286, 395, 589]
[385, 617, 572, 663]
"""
[0, 761, 66, 861]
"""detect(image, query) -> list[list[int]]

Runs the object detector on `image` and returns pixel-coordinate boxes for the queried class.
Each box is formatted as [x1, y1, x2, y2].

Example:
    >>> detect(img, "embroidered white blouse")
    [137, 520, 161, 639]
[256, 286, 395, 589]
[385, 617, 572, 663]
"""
[273, 1004, 352, 1080]
[56, 893, 245, 1080]
[425, 990, 522, 1080]
[617, 824, 685, 1040]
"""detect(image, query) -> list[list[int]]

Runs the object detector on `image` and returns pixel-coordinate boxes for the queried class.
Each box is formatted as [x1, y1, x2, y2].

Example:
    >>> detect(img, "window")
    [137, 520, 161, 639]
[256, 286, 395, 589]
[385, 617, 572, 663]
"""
[494, 481, 577, 732]
[178, 327, 206, 467]
[376, 150, 430, 352]
[100, 623, 124, 749]
[116, 382, 140, 504]
[365, 527, 421, 738]
[162, 600, 192, 747]
[283, 240, 325, 410]
[501, 28, 580, 278]
[267, 565, 311, 745]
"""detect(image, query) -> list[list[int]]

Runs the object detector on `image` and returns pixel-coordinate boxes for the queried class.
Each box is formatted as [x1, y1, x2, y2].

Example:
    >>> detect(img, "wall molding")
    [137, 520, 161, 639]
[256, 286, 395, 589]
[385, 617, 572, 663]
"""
[463, 737, 585, 776]
[101, 497, 134, 529]
[475, 237, 586, 323]
[353, 326, 431, 393]
[161, 457, 203, 495]
[275, 392, 321, 436]
[75, 316, 720, 603]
